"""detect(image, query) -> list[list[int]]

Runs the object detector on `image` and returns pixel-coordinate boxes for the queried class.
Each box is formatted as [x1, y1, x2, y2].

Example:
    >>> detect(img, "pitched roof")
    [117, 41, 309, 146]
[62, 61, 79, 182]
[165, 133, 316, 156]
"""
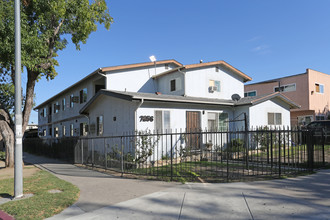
[34, 68, 103, 110]
[101, 60, 182, 72]
[152, 60, 252, 82]
[80, 90, 300, 114]
[34, 60, 182, 110]
[80, 90, 235, 114]
[237, 92, 300, 109]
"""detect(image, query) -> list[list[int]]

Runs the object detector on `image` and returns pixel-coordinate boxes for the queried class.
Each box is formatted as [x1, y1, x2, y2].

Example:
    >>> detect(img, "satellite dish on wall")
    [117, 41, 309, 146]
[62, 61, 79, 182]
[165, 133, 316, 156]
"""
[231, 94, 241, 101]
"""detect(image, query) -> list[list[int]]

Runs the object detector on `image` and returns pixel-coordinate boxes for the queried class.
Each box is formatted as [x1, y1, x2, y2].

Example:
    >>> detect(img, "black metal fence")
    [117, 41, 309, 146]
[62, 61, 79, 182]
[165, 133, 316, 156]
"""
[72, 127, 329, 182]
[24, 137, 78, 163]
[23, 127, 329, 182]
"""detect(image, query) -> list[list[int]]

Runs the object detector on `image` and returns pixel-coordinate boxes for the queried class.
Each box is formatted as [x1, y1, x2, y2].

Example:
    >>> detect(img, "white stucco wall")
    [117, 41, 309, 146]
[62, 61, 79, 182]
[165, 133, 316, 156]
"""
[87, 96, 137, 136]
[136, 102, 233, 132]
[37, 75, 105, 137]
[105, 64, 177, 93]
[184, 66, 245, 99]
[156, 71, 185, 96]
[232, 105, 250, 130]
[249, 99, 291, 128]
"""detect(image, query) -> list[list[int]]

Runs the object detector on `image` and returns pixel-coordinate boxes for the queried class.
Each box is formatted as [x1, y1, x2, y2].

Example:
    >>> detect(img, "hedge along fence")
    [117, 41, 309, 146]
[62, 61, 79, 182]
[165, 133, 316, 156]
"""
[23, 137, 79, 163]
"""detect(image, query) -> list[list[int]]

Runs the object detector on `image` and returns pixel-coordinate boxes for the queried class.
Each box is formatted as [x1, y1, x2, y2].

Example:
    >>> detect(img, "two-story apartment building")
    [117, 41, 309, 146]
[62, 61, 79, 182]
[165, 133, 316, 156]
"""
[35, 59, 299, 138]
[244, 68, 330, 126]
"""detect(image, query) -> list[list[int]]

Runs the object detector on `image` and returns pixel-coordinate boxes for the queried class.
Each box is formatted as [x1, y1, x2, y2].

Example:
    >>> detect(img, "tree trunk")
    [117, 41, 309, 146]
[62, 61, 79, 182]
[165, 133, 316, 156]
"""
[0, 109, 15, 167]
[22, 69, 39, 133]
[0, 121, 14, 167]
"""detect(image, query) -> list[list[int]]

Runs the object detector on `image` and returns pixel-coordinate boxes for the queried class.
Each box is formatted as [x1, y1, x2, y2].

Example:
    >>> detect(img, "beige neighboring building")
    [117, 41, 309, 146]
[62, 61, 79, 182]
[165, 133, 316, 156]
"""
[245, 68, 330, 126]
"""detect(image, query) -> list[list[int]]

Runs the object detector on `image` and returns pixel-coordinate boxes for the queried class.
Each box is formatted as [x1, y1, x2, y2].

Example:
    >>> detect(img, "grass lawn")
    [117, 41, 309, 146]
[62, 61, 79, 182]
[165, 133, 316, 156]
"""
[0, 166, 79, 220]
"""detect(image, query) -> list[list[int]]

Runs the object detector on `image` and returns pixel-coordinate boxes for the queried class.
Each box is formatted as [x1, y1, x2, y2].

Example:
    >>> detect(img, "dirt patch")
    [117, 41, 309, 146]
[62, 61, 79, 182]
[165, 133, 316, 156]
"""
[0, 160, 39, 180]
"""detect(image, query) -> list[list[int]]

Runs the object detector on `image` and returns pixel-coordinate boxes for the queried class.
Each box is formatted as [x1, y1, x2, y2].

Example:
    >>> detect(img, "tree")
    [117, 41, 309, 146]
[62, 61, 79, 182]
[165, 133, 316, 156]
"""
[0, 0, 113, 167]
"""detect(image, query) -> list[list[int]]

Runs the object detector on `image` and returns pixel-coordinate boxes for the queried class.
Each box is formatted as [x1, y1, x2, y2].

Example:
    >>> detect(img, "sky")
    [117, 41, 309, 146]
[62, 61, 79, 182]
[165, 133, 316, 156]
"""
[27, 0, 330, 124]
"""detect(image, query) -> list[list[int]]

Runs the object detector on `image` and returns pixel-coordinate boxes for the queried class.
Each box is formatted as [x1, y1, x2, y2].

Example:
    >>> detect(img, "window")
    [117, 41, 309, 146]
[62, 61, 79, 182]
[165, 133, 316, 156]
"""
[54, 127, 59, 137]
[170, 78, 181, 92]
[274, 84, 296, 93]
[209, 80, 220, 92]
[96, 116, 103, 136]
[268, 113, 282, 125]
[62, 98, 66, 111]
[62, 125, 66, 137]
[54, 102, 59, 114]
[207, 112, 218, 131]
[43, 129, 46, 137]
[40, 108, 47, 117]
[165, 64, 169, 70]
[315, 83, 324, 94]
[219, 113, 229, 131]
[70, 94, 74, 108]
[70, 124, 74, 136]
[170, 80, 175, 91]
[155, 110, 170, 132]
[207, 112, 228, 131]
[49, 127, 52, 137]
[80, 88, 87, 103]
[80, 123, 88, 136]
[244, 91, 257, 97]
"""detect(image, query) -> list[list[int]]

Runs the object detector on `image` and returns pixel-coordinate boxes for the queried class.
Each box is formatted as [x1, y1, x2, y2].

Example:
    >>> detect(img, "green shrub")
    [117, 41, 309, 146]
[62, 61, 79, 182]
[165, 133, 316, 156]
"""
[227, 138, 245, 152]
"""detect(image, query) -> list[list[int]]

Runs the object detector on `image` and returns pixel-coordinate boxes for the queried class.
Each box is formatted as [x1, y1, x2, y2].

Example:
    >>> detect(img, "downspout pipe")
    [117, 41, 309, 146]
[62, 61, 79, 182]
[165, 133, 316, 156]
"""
[134, 99, 144, 132]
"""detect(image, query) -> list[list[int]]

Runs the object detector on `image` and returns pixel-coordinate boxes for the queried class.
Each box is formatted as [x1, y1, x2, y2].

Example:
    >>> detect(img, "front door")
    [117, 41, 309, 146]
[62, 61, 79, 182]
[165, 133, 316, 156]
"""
[186, 111, 201, 150]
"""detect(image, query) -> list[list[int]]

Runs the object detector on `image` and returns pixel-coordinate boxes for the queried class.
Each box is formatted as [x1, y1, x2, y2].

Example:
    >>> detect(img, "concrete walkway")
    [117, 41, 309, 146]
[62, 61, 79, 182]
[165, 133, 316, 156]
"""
[23, 153, 330, 220]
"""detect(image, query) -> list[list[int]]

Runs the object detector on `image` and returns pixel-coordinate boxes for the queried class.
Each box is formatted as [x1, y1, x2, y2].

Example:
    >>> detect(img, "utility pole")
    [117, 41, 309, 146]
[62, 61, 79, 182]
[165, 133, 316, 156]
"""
[14, 0, 23, 199]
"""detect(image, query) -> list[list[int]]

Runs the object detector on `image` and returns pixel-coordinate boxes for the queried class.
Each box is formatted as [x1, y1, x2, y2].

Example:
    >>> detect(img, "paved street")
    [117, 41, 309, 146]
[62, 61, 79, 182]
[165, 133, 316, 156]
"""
[23, 153, 330, 220]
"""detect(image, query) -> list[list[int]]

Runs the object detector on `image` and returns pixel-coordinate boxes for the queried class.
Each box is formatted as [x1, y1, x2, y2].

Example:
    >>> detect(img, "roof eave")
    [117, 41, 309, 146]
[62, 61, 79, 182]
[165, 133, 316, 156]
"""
[34, 68, 103, 110]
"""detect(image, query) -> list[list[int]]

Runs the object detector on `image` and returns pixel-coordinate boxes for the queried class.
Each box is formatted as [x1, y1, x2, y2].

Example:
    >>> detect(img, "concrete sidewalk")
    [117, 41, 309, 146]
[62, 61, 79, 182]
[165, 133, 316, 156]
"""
[23, 153, 330, 220]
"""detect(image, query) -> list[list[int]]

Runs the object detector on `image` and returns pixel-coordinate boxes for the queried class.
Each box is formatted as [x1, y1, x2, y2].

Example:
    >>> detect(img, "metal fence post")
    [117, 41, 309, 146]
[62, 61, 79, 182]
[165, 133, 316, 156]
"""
[307, 130, 314, 171]
[170, 133, 173, 182]
[81, 139, 84, 165]
[104, 138, 107, 169]
[121, 137, 124, 177]
[92, 138, 94, 167]
[270, 130, 273, 173]
[244, 127, 249, 170]
[278, 129, 281, 178]
[322, 129, 325, 166]
[226, 131, 229, 182]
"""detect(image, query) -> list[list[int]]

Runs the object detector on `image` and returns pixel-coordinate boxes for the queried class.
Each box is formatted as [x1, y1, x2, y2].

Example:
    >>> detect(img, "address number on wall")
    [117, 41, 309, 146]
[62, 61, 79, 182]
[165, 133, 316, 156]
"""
[139, 115, 154, 122]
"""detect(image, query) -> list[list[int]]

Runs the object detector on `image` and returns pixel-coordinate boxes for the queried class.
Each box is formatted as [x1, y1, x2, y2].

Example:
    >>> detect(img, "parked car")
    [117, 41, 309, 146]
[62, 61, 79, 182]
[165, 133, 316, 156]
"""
[306, 120, 330, 144]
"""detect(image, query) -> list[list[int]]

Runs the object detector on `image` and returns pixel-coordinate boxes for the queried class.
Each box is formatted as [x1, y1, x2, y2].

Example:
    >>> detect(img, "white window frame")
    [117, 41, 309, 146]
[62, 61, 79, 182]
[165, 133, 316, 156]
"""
[62, 125, 66, 137]
[97, 115, 104, 136]
[209, 80, 221, 93]
[268, 112, 282, 125]
[207, 112, 228, 131]
[70, 124, 74, 136]
[154, 110, 171, 132]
